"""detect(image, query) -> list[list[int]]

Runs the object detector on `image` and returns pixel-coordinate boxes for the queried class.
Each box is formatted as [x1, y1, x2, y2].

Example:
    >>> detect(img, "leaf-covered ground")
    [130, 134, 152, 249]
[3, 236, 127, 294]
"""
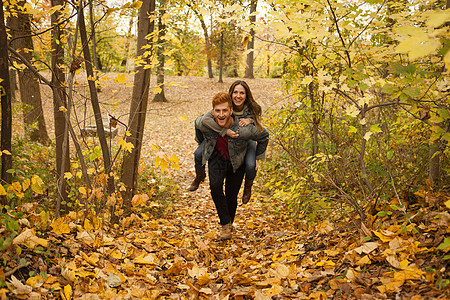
[2, 75, 449, 299]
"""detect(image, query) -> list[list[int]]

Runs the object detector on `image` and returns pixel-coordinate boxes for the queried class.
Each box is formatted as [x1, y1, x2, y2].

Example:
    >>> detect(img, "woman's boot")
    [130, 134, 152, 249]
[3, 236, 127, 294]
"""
[242, 179, 254, 204]
[188, 166, 206, 191]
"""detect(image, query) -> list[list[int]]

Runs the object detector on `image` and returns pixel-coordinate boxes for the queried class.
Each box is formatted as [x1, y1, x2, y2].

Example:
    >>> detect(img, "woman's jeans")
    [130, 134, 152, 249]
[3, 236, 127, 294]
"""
[194, 121, 205, 168]
[244, 140, 257, 180]
[194, 141, 205, 168]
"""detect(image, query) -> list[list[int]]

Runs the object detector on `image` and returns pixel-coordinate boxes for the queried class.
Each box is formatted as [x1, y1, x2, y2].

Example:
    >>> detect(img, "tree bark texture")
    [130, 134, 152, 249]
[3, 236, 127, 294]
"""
[120, 0, 156, 211]
[153, 0, 167, 102]
[51, 0, 70, 209]
[121, 16, 134, 68]
[195, 10, 213, 79]
[0, 0, 12, 193]
[9, 0, 50, 144]
[78, 3, 115, 195]
[244, 0, 257, 79]
[310, 83, 319, 156]
[89, 0, 101, 72]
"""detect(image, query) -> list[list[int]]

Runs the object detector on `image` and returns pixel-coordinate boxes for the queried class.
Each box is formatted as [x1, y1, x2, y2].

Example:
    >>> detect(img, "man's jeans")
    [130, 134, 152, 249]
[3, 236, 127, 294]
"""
[208, 152, 245, 225]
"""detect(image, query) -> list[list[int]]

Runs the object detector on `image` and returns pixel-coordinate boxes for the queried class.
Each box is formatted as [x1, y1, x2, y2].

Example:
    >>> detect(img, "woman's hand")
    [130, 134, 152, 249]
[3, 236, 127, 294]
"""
[239, 118, 251, 127]
[226, 129, 239, 138]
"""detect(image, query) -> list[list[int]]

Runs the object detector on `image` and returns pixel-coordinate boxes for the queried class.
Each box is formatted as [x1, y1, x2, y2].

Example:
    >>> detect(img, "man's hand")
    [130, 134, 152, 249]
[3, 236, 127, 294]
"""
[226, 129, 239, 138]
[239, 118, 251, 127]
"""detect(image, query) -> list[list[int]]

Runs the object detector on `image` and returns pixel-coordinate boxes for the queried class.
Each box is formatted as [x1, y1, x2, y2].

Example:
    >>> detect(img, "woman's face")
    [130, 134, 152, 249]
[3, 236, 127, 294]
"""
[232, 84, 246, 111]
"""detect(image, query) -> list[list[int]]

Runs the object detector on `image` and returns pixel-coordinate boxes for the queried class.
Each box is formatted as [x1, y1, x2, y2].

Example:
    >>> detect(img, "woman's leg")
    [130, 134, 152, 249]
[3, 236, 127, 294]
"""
[244, 140, 257, 180]
[189, 120, 206, 191]
[242, 140, 257, 204]
[194, 140, 205, 168]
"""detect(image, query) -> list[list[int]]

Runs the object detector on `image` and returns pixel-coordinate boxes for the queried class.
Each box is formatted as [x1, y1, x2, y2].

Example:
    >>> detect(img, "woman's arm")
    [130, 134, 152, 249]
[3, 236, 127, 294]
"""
[237, 108, 255, 127]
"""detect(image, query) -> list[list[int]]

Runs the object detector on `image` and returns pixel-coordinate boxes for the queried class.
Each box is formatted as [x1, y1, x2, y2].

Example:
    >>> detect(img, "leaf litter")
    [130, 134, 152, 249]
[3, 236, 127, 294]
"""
[1, 75, 449, 299]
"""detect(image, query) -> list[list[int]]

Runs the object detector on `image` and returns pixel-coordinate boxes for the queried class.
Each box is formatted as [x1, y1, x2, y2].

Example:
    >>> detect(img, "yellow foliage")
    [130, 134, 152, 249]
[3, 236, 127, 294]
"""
[0, 185, 7, 196]
[114, 73, 126, 84]
[119, 137, 134, 153]
[51, 217, 71, 235]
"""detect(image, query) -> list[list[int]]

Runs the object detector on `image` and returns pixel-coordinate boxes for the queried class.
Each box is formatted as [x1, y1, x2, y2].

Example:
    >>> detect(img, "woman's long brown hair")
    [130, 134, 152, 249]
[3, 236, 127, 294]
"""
[228, 80, 263, 131]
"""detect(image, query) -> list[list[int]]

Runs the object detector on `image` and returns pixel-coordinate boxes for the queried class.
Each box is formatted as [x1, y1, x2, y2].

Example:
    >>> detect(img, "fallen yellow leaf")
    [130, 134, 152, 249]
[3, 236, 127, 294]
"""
[356, 255, 371, 266]
[63, 284, 72, 300]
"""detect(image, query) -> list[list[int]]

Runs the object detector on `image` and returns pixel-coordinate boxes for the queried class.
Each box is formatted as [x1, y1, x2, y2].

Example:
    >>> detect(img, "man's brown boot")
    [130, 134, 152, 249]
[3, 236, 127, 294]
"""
[220, 223, 232, 240]
[188, 166, 206, 191]
[242, 179, 254, 204]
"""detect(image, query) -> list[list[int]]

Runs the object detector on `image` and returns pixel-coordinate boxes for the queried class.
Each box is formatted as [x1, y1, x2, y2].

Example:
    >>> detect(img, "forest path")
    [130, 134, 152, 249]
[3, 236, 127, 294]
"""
[110, 76, 307, 298]
[11, 75, 444, 299]
[61, 75, 306, 298]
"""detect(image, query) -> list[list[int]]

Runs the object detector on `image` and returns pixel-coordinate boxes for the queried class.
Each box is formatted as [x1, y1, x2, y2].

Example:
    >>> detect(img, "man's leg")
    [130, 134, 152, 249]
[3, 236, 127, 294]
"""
[224, 164, 245, 224]
[208, 153, 233, 225]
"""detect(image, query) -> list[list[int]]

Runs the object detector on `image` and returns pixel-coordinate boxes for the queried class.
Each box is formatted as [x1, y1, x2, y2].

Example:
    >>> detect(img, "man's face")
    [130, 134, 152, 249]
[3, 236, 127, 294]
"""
[213, 102, 233, 128]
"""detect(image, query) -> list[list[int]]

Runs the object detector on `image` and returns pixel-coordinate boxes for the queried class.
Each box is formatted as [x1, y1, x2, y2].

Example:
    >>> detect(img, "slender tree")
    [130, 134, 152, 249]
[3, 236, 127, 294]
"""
[121, 15, 135, 69]
[120, 0, 156, 212]
[89, 0, 101, 72]
[78, 2, 115, 196]
[0, 0, 12, 198]
[9, 0, 50, 144]
[218, 30, 224, 83]
[153, 0, 168, 102]
[188, 2, 213, 78]
[244, 0, 257, 79]
[51, 0, 70, 208]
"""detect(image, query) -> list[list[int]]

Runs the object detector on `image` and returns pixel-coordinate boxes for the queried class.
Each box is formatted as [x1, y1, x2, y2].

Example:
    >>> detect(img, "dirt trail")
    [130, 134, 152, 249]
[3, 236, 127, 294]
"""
[30, 75, 447, 298]
[40, 75, 302, 297]
[137, 76, 285, 241]
[109, 76, 301, 298]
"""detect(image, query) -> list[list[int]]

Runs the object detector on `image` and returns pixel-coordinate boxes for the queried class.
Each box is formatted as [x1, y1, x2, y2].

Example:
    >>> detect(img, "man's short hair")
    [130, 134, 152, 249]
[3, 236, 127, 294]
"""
[212, 92, 232, 108]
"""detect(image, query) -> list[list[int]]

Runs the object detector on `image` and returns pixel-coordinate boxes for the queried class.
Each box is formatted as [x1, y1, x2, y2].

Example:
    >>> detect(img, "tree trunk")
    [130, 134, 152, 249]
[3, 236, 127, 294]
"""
[310, 83, 319, 156]
[121, 16, 134, 69]
[153, 0, 167, 102]
[244, 0, 257, 79]
[78, 3, 115, 196]
[9, 0, 50, 144]
[218, 30, 224, 83]
[359, 106, 374, 194]
[0, 1, 12, 198]
[9, 69, 17, 98]
[51, 0, 70, 211]
[193, 9, 213, 79]
[89, 0, 101, 72]
[120, 0, 156, 213]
